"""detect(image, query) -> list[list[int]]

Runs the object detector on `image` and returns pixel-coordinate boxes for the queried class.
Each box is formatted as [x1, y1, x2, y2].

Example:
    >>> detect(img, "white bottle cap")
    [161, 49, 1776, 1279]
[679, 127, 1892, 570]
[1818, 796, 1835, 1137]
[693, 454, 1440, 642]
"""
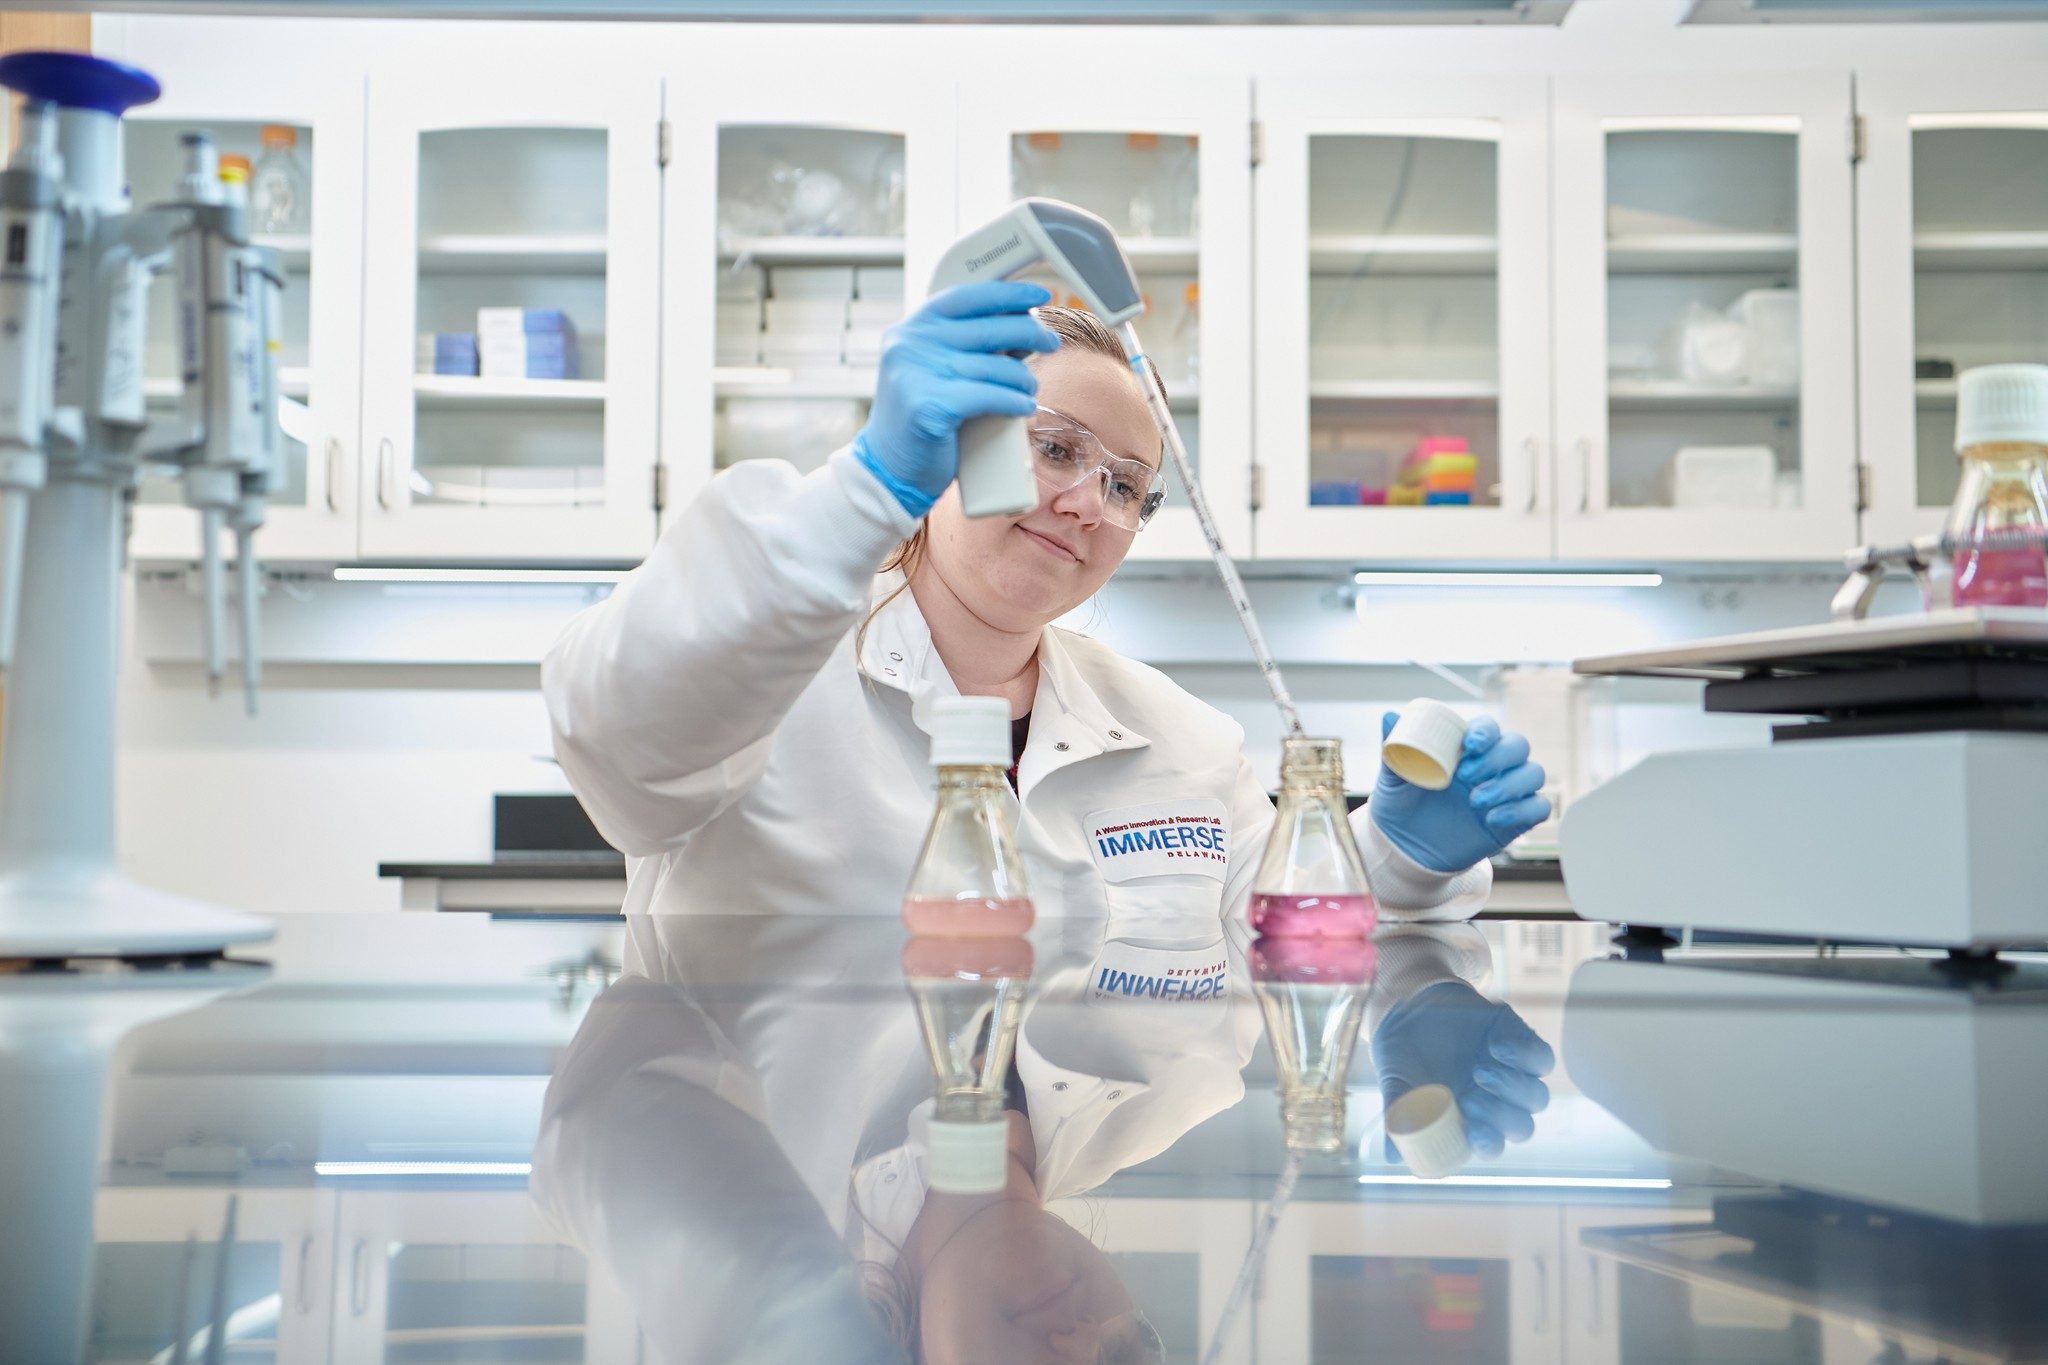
[1381, 699, 1469, 792]
[929, 695, 1012, 768]
[926, 1117, 1011, 1194]
[1956, 363, 2048, 452]
[1384, 1084, 1471, 1179]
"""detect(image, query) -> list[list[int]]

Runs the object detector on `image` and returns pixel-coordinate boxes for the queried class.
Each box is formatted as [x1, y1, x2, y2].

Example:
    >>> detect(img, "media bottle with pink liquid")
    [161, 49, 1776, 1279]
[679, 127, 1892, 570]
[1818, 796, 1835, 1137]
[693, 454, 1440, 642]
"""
[1943, 365, 2048, 610]
[1247, 736, 1378, 938]
[901, 696, 1036, 937]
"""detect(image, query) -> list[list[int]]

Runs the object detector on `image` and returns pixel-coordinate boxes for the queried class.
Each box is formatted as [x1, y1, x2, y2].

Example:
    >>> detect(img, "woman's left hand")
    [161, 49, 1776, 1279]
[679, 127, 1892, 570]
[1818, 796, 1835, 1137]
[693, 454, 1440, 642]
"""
[1368, 714, 1551, 873]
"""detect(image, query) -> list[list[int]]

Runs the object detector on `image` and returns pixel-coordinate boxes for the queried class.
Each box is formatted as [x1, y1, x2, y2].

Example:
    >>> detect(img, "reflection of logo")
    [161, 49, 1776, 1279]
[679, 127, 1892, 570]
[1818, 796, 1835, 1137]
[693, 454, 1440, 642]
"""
[1093, 965, 1227, 1001]
[965, 234, 1023, 273]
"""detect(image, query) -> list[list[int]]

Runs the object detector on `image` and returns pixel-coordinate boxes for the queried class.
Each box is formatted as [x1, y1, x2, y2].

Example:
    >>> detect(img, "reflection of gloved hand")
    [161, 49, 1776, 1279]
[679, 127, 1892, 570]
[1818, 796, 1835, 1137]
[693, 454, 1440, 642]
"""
[1369, 714, 1552, 873]
[852, 280, 1060, 518]
[1371, 980, 1554, 1160]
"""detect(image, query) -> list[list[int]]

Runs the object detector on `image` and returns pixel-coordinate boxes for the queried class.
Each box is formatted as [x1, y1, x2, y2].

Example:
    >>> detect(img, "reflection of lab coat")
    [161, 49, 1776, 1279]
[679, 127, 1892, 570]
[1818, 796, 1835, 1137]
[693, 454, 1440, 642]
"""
[543, 452, 1487, 927]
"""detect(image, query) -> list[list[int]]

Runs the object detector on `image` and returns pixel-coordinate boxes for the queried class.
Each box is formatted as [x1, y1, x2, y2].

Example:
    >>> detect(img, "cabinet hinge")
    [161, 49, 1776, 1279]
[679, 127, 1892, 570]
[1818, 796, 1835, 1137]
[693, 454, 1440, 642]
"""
[1854, 463, 1871, 513]
[653, 463, 669, 512]
[1249, 118, 1263, 170]
[1847, 113, 1867, 166]
[657, 119, 672, 169]
[1250, 464, 1265, 513]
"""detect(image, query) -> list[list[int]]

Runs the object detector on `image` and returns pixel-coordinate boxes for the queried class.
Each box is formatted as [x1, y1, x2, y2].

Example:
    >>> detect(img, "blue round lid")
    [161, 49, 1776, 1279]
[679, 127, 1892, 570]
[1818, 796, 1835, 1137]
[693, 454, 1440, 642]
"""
[0, 51, 159, 116]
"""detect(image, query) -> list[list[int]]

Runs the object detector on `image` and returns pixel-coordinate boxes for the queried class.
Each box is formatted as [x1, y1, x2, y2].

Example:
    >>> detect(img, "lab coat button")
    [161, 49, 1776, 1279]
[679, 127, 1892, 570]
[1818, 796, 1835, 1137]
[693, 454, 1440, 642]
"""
[1107, 1089, 1123, 1100]
[1108, 729, 1123, 740]
[884, 668, 897, 677]
[1052, 1081, 1068, 1091]
[889, 652, 902, 661]
[1054, 741, 1070, 752]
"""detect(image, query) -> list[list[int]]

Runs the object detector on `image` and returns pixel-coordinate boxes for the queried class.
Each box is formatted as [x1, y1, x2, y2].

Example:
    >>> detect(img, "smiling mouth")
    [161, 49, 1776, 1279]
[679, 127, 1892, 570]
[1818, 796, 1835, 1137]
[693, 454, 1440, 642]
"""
[1019, 527, 1080, 563]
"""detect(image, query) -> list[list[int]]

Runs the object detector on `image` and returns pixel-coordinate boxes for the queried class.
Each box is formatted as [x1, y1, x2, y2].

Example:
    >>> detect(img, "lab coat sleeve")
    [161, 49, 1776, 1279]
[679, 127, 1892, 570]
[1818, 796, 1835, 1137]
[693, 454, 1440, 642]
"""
[542, 448, 919, 857]
[1218, 755, 1490, 923]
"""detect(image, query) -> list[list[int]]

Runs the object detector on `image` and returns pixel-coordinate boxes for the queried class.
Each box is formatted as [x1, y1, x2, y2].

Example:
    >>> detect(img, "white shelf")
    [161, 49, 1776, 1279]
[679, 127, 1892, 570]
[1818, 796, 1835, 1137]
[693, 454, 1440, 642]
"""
[1914, 230, 2048, 272]
[252, 233, 311, 270]
[1121, 236, 1200, 271]
[718, 236, 904, 267]
[417, 233, 608, 275]
[1310, 234, 1498, 275]
[715, 367, 877, 400]
[1609, 378, 1799, 409]
[1606, 232, 1797, 275]
[1917, 378, 1960, 403]
[144, 367, 311, 402]
[1310, 379, 1499, 402]
[413, 375, 606, 410]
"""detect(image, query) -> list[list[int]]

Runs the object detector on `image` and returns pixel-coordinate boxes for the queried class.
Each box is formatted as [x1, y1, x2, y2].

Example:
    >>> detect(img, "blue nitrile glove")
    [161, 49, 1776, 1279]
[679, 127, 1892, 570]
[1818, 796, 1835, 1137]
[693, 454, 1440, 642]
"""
[1369, 713, 1552, 873]
[851, 279, 1061, 518]
[1372, 979, 1555, 1163]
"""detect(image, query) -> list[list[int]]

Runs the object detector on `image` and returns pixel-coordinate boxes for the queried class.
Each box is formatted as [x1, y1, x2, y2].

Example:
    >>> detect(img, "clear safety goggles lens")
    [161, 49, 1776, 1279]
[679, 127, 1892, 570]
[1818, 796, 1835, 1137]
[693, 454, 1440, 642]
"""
[1028, 407, 1167, 531]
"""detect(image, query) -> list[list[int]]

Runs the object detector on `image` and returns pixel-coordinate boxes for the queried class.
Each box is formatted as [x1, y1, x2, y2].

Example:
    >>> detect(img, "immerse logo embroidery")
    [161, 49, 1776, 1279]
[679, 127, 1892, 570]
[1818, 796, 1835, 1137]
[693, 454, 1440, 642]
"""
[1086, 799, 1229, 884]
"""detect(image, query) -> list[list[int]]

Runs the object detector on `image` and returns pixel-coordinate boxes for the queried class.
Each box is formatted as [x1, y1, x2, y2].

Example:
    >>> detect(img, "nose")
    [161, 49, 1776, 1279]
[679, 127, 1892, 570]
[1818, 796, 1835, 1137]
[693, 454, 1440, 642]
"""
[1047, 469, 1107, 528]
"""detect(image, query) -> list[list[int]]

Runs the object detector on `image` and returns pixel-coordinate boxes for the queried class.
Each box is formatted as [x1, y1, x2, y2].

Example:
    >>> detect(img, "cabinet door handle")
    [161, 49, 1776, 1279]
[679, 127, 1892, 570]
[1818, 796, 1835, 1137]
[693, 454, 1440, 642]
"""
[349, 1238, 369, 1318]
[1587, 1251, 1603, 1335]
[375, 438, 395, 511]
[324, 438, 344, 514]
[295, 1234, 315, 1315]
[1530, 1251, 1550, 1336]
[1522, 438, 1539, 514]
[1576, 438, 1594, 514]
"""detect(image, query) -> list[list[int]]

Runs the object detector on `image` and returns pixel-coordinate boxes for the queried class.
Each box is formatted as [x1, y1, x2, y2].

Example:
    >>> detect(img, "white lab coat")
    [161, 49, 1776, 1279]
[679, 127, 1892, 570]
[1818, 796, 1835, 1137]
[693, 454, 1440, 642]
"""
[542, 448, 1489, 928]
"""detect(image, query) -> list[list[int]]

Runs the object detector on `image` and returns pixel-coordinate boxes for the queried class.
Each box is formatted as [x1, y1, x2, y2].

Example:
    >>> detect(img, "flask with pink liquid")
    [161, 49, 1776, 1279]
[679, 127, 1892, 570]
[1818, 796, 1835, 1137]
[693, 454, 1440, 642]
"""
[901, 696, 1035, 936]
[1248, 736, 1378, 938]
[1944, 364, 2048, 610]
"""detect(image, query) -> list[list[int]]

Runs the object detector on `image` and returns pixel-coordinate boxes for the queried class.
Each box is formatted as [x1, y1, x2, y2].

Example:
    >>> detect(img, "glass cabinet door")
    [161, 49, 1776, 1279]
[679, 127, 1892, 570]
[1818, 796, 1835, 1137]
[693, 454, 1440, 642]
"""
[1552, 74, 1857, 561]
[360, 69, 660, 562]
[959, 78, 1252, 564]
[1858, 73, 2048, 545]
[661, 77, 955, 529]
[1256, 78, 1552, 562]
[121, 74, 365, 565]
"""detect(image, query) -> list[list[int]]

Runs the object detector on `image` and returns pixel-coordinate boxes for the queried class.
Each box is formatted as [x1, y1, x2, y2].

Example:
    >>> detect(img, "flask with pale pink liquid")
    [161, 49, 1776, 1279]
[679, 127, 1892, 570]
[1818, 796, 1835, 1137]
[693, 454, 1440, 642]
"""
[901, 696, 1035, 936]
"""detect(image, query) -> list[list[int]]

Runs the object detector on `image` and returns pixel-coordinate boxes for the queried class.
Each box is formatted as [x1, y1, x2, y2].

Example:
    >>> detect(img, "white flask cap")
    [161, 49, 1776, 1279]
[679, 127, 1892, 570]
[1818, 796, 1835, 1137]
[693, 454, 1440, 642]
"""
[1956, 363, 2048, 452]
[1382, 699, 1469, 792]
[927, 1117, 1011, 1194]
[1385, 1083, 1471, 1179]
[930, 695, 1012, 768]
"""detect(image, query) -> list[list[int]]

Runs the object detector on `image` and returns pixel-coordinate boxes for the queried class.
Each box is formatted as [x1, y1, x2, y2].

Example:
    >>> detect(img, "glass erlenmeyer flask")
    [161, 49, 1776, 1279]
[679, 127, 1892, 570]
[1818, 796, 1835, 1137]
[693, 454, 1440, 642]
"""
[902, 697, 1034, 936]
[1945, 364, 2048, 609]
[1249, 737, 1377, 937]
[903, 934, 1034, 1194]
[1250, 935, 1376, 1154]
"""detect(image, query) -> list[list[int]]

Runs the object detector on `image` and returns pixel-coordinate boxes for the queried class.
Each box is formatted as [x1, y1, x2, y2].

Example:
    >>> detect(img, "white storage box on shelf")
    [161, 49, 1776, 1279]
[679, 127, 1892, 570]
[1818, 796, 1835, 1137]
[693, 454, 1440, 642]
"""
[717, 397, 865, 473]
[1737, 287, 1800, 387]
[1664, 444, 1779, 509]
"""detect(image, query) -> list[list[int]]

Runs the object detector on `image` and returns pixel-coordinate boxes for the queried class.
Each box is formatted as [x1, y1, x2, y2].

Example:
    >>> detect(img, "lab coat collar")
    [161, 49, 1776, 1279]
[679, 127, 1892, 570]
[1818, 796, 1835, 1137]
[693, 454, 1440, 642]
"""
[854, 571, 1151, 765]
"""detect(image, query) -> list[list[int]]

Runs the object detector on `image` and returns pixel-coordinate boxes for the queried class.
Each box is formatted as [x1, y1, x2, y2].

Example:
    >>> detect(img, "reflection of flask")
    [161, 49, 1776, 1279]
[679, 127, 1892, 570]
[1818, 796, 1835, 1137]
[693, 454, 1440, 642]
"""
[1251, 935, 1376, 1153]
[904, 934, 1034, 1193]
[902, 697, 1034, 936]
[1945, 364, 2048, 608]
[1249, 737, 1377, 937]
[250, 124, 308, 236]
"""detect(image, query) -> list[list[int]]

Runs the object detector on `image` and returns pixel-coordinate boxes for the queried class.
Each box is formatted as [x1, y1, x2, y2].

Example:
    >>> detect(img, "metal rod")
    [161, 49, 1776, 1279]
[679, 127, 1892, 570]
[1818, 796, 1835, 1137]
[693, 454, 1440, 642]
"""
[1117, 321, 1305, 738]
[234, 524, 259, 717]
[200, 508, 225, 699]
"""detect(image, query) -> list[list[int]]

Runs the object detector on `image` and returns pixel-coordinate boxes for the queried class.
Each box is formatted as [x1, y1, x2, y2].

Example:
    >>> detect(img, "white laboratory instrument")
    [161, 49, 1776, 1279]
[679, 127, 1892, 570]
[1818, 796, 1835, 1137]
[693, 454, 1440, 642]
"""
[0, 50, 280, 958]
[1562, 608, 2048, 952]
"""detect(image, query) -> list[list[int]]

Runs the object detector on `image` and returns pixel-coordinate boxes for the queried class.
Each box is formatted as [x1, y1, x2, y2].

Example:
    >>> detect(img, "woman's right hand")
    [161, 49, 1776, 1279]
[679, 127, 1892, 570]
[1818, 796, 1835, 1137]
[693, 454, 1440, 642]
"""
[852, 280, 1060, 518]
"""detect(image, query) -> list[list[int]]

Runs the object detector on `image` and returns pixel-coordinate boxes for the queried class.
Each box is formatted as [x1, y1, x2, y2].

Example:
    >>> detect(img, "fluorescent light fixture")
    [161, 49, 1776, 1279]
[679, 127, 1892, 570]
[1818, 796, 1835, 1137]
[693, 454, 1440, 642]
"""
[316, 1161, 532, 1177]
[1351, 570, 1663, 589]
[1355, 1174, 1675, 1189]
[332, 567, 628, 585]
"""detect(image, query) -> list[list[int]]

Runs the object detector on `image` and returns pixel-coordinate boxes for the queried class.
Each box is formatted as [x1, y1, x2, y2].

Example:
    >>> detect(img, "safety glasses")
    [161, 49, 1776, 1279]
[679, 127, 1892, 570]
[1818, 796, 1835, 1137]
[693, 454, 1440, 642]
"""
[1027, 406, 1168, 531]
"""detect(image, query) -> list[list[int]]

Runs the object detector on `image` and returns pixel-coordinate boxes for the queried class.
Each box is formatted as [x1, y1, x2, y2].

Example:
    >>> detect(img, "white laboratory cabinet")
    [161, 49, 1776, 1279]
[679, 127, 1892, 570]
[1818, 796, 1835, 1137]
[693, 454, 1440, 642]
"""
[119, 68, 366, 565]
[959, 78, 1256, 563]
[1254, 75, 1555, 561]
[1856, 69, 2048, 548]
[356, 64, 662, 562]
[1550, 72, 1859, 562]
[659, 70, 956, 529]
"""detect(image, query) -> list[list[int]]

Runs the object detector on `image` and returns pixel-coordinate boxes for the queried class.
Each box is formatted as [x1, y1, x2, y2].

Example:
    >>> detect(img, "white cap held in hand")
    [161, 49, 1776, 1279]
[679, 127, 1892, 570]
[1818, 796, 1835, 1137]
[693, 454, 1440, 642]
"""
[1385, 1084, 1472, 1179]
[1383, 699, 1469, 791]
[930, 695, 1012, 768]
[1956, 363, 2048, 452]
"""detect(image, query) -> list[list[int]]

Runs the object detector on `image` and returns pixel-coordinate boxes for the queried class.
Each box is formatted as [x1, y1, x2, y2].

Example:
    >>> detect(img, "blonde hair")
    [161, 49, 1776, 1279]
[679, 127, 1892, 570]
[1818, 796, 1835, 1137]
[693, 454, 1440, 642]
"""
[854, 306, 1167, 660]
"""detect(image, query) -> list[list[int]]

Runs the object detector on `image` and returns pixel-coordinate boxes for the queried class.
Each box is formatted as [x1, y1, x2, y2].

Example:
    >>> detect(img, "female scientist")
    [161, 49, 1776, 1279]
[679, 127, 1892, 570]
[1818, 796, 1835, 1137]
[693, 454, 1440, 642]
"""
[542, 281, 1551, 924]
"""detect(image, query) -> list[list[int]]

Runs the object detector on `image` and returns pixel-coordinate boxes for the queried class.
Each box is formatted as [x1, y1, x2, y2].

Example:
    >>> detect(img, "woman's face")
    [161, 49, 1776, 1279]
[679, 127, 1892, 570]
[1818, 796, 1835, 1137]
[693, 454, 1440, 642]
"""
[916, 1199, 1150, 1365]
[922, 346, 1162, 634]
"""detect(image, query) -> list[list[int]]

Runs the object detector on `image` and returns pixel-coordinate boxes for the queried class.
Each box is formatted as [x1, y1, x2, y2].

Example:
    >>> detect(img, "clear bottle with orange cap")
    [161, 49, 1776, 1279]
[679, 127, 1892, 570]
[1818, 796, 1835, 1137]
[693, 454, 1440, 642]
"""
[250, 124, 308, 236]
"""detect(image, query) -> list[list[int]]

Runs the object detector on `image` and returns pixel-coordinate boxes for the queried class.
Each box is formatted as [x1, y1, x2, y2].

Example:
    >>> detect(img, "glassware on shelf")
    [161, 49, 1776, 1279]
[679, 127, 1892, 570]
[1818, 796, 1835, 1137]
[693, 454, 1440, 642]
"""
[902, 697, 1034, 937]
[250, 124, 308, 236]
[1126, 131, 1160, 237]
[1013, 130, 1062, 201]
[903, 934, 1034, 1193]
[1177, 281, 1200, 388]
[1943, 363, 2048, 608]
[1248, 737, 1377, 938]
[1250, 934, 1376, 1154]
